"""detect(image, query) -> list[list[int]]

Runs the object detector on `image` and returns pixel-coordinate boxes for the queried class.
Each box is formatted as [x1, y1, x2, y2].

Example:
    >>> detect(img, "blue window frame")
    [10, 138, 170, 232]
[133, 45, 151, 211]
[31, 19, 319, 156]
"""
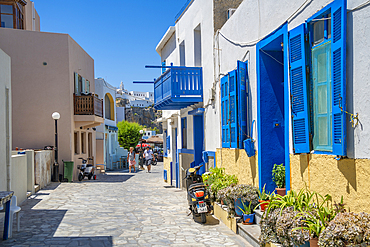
[288, 0, 346, 156]
[181, 117, 187, 149]
[221, 60, 249, 148]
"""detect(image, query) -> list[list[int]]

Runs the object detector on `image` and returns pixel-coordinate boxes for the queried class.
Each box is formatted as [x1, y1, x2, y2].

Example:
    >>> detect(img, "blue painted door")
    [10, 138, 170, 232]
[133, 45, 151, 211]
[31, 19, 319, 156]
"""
[175, 128, 179, 188]
[193, 115, 205, 175]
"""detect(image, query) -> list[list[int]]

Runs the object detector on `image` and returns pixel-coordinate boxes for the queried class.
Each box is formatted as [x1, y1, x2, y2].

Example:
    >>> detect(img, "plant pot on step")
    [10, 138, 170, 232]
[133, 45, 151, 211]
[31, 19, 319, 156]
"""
[275, 188, 286, 196]
[309, 237, 319, 247]
[294, 241, 310, 247]
[234, 198, 248, 217]
[242, 213, 255, 225]
[259, 199, 270, 212]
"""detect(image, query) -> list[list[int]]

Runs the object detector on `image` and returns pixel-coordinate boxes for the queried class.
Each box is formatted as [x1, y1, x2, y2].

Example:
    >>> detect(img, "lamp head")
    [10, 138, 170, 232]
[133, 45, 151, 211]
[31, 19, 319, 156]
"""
[139, 130, 143, 134]
[52, 112, 60, 120]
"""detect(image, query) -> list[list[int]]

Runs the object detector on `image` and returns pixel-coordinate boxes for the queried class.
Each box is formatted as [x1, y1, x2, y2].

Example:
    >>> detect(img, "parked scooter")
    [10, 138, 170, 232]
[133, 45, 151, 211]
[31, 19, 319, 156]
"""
[152, 153, 158, 166]
[77, 158, 96, 181]
[184, 164, 212, 223]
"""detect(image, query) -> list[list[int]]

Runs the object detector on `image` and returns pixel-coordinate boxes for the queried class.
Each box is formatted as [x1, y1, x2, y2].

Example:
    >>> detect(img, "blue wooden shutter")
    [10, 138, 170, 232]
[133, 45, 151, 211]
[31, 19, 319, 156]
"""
[289, 24, 310, 153]
[229, 70, 238, 148]
[331, 0, 347, 156]
[167, 135, 170, 150]
[237, 61, 248, 148]
[221, 75, 229, 148]
[74, 72, 79, 94]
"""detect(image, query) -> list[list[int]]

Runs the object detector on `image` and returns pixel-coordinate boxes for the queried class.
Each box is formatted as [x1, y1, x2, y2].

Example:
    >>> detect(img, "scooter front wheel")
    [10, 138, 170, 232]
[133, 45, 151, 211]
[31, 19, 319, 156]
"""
[78, 173, 83, 181]
[200, 213, 207, 223]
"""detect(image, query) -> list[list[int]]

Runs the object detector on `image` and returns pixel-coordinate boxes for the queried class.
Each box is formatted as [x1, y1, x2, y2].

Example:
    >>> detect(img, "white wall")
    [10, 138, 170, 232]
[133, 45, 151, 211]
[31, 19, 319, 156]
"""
[217, 0, 370, 159]
[11, 155, 27, 206]
[0, 48, 11, 192]
[116, 106, 125, 124]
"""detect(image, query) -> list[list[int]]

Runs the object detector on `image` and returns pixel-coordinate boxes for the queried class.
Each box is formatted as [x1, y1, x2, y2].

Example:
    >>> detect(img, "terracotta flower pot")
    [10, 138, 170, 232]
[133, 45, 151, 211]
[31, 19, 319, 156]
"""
[275, 188, 286, 196]
[309, 237, 319, 247]
[259, 199, 270, 212]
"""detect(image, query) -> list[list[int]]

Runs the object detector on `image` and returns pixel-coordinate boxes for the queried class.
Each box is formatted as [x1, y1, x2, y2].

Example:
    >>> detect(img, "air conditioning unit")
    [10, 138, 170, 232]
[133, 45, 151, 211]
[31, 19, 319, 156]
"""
[227, 8, 237, 19]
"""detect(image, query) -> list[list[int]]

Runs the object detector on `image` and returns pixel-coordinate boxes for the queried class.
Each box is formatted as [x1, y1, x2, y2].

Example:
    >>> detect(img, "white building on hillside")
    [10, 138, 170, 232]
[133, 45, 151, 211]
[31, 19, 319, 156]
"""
[95, 78, 127, 170]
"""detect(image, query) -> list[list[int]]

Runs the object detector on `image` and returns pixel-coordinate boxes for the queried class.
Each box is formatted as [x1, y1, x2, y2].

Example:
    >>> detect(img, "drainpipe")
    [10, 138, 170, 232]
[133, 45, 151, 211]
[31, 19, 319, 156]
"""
[6, 88, 11, 191]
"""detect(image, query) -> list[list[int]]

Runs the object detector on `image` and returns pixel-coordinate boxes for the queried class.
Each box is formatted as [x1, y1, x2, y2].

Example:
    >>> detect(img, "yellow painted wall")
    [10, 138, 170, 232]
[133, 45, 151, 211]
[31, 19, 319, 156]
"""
[216, 148, 258, 187]
[163, 156, 172, 184]
[290, 154, 370, 213]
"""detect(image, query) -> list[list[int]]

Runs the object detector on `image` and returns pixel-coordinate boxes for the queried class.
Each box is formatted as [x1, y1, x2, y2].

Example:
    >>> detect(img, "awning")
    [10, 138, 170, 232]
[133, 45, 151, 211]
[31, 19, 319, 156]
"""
[106, 125, 118, 131]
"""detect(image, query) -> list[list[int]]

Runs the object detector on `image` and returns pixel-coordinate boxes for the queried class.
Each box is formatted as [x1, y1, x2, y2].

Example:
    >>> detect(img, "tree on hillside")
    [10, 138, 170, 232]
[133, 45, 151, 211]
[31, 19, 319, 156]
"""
[117, 120, 143, 150]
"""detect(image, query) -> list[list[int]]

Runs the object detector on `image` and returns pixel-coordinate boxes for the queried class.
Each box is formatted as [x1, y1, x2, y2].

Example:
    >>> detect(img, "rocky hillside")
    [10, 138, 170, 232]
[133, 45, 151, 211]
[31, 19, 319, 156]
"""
[125, 107, 163, 133]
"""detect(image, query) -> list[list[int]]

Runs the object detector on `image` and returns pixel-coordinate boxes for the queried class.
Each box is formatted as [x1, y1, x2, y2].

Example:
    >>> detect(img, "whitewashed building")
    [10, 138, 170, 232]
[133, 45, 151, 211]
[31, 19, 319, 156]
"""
[95, 78, 127, 170]
[155, 0, 370, 216]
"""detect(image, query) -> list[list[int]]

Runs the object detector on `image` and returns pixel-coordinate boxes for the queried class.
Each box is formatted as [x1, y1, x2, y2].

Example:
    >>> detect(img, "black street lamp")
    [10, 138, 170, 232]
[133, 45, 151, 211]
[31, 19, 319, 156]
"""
[52, 112, 60, 182]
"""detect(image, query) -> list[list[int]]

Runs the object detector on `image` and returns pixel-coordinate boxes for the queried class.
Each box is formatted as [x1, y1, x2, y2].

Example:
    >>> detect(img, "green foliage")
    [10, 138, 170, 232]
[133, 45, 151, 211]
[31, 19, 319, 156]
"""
[238, 201, 253, 215]
[227, 184, 259, 217]
[258, 184, 271, 201]
[117, 120, 143, 150]
[202, 167, 238, 202]
[272, 163, 285, 188]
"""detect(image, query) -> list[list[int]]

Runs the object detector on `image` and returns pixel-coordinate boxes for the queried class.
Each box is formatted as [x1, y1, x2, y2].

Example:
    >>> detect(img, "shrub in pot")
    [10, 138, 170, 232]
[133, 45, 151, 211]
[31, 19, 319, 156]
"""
[217, 184, 235, 205]
[228, 184, 259, 217]
[318, 212, 370, 246]
[202, 167, 238, 202]
[272, 163, 286, 196]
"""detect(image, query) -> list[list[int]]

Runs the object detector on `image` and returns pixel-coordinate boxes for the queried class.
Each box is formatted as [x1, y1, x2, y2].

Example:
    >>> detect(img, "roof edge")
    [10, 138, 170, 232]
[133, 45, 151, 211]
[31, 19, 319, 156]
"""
[155, 26, 176, 57]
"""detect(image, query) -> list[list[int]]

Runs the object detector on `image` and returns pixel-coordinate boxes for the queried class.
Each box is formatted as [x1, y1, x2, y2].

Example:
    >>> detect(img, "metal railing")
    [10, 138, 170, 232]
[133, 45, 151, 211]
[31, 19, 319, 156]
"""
[74, 94, 103, 117]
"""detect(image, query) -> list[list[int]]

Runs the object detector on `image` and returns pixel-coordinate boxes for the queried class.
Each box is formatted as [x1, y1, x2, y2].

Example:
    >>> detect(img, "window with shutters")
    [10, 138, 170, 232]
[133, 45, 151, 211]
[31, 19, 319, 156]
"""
[221, 61, 249, 149]
[288, 0, 346, 156]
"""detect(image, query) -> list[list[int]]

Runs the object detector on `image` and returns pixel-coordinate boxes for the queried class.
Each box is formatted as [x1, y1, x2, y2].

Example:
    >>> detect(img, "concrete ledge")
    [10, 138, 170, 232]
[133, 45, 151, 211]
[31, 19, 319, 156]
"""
[213, 202, 238, 233]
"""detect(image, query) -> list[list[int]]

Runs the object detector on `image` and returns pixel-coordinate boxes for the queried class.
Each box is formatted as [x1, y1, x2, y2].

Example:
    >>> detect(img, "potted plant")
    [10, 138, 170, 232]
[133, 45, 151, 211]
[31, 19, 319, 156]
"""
[229, 184, 259, 217]
[318, 211, 370, 246]
[217, 184, 235, 205]
[272, 163, 286, 196]
[238, 201, 255, 225]
[257, 184, 271, 212]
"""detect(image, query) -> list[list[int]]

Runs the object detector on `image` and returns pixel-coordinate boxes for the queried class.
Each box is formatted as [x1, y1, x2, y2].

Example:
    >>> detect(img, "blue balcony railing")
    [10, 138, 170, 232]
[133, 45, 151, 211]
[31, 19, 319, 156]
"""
[154, 67, 203, 110]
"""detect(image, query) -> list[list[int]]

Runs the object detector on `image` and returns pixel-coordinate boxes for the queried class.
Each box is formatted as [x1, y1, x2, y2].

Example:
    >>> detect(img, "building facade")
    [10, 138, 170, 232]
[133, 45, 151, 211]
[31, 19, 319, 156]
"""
[155, 0, 370, 213]
[0, 27, 103, 181]
[95, 78, 127, 170]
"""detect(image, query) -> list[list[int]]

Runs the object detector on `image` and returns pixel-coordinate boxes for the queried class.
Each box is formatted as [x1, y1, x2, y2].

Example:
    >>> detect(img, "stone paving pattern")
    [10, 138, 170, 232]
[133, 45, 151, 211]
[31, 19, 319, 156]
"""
[0, 163, 251, 247]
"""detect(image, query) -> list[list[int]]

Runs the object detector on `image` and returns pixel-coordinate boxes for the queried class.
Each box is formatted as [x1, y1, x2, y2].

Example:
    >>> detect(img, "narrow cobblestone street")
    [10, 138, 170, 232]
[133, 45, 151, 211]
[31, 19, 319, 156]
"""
[1, 163, 250, 247]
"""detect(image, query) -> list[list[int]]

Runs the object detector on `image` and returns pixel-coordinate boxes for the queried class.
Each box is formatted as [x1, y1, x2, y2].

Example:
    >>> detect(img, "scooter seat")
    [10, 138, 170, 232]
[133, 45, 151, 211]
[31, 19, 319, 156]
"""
[188, 182, 205, 191]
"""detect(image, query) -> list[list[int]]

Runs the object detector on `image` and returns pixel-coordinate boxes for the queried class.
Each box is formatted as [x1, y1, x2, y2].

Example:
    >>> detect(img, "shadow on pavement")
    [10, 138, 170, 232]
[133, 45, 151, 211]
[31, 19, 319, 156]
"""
[77, 173, 135, 183]
[193, 214, 220, 226]
[0, 194, 113, 246]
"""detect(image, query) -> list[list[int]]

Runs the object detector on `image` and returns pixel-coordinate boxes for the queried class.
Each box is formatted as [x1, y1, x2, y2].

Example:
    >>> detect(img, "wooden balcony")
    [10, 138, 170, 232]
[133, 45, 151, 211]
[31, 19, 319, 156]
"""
[74, 94, 103, 117]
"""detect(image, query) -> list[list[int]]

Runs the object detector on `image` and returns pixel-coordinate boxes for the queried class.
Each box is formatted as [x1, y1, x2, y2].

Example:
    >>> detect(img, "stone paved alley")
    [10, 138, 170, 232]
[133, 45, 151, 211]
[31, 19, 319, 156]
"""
[0, 163, 251, 247]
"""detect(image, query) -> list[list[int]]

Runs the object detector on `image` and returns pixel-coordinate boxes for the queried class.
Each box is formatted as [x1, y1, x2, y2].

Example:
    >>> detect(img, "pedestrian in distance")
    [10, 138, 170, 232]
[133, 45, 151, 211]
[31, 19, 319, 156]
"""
[138, 148, 144, 170]
[144, 146, 153, 173]
[127, 147, 136, 173]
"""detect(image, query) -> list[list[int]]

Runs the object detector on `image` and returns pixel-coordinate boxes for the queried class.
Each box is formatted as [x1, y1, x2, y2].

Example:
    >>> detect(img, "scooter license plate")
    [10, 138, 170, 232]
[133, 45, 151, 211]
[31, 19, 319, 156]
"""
[197, 202, 207, 213]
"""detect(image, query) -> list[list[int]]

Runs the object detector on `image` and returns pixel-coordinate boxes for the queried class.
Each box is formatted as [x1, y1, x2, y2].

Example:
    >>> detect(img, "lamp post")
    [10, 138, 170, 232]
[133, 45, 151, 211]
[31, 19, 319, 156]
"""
[52, 112, 60, 182]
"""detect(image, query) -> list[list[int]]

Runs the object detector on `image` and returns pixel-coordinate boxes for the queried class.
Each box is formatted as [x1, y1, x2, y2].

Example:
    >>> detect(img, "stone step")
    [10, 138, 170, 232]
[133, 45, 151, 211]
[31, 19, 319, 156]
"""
[254, 209, 264, 225]
[237, 223, 261, 247]
[27, 191, 32, 198]
[34, 184, 40, 193]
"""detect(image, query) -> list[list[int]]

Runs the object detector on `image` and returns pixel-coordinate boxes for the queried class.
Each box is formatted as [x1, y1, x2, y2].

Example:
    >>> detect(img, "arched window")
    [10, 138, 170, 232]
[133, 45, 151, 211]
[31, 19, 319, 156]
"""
[105, 93, 114, 120]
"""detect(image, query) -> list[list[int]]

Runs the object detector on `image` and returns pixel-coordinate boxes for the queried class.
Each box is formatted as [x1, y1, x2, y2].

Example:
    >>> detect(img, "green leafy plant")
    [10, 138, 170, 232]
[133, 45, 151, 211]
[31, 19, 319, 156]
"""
[117, 120, 143, 150]
[272, 163, 285, 188]
[202, 167, 238, 202]
[258, 184, 271, 201]
[238, 201, 253, 215]
[292, 192, 337, 238]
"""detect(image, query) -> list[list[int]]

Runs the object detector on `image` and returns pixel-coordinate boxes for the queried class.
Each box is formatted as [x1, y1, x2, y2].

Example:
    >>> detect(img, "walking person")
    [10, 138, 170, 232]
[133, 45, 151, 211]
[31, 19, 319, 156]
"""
[138, 148, 144, 170]
[144, 146, 153, 173]
[127, 147, 136, 173]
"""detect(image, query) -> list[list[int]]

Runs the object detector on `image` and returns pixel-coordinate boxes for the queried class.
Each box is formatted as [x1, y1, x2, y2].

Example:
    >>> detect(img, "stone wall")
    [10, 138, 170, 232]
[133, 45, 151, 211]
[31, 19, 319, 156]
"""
[163, 156, 172, 184]
[216, 148, 259, 187]
[213, 0, 243, 33]
[34, 150, 53, 189]
[290, 154, 370, 213]
[124, 107, 162, 133]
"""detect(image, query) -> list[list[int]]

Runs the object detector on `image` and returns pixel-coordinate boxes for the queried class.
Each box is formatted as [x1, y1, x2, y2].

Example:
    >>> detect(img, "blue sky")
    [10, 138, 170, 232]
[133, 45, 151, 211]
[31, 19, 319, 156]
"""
[33, 0, 188, 92]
